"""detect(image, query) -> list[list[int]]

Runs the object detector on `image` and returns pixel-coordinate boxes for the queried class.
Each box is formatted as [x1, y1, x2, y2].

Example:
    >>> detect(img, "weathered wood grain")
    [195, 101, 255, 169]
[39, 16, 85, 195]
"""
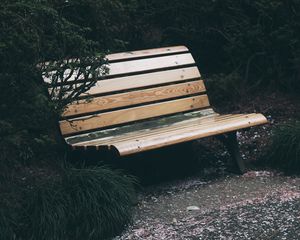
[73, 114, 254, 147]
[82, 67, 201, 97]
[59, 95, 210, 135]
[111, 113, 268, 155]
[65, 108, 217, 145]
[63, 80, 206, 117]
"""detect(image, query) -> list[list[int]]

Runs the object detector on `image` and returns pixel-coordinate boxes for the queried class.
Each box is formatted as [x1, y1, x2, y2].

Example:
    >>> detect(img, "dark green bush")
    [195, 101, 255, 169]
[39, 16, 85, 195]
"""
[50, 0, 139, 51]
[205, 73, 244, 104]
[23, 166, 137, 240]
[0, 0, 100, 169]
[0, 184, 21, 240]
[136, 0, 300, 97]
[0, 207, 16, 240]
[0, 1, 137, 239]
[268, 121, 300, 174]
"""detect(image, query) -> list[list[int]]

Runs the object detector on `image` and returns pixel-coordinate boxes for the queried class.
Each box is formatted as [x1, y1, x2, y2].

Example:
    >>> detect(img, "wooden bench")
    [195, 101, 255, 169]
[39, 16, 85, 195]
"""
[44, 46, 268, 173]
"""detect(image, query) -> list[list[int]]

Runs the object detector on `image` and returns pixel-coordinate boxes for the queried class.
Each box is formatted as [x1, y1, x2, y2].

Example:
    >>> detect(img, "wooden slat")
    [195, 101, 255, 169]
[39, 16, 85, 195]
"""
[63, 80, 206, 117]
[107, 53, 195, 76]
[73, 114, 252, 147]
[65, 108, 217, 145]
[71, 113, 265, 149]
[106, 46, 189, 62]
[59, 95, 210, 136]
[43, 53, 196, 85]
[111, 114, 268, 155]
[96, 114, 246, 147]
[80, 67, 201, 96]
[48, 66, 201, 98]
[75, 113, 264, 148]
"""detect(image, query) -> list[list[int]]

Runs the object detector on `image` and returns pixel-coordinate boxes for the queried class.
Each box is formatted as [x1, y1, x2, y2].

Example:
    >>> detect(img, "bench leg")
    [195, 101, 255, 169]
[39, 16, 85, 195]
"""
[217, 131, 246, 174]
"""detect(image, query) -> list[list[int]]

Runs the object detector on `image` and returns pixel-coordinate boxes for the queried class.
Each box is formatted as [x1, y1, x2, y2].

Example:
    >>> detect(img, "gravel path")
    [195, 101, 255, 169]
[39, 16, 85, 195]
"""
[116, 172, 300, 240]
[114, 94, 300, 239]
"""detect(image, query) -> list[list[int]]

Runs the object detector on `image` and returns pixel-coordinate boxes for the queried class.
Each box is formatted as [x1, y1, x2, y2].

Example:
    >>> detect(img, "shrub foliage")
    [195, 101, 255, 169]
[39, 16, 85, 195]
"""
[0, 0, 102, 169]
[135, 0, 300, 98]
[268, 121, 300, 174]
[23, 167, 136, 240]
[0, 1, 137, 239]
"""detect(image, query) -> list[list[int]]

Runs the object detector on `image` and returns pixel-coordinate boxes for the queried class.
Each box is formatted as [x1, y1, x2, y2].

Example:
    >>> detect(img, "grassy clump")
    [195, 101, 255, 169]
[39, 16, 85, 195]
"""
[268, 121, 300, 174]
[21, 166, 137, 240]
[0, 207, 16, 240]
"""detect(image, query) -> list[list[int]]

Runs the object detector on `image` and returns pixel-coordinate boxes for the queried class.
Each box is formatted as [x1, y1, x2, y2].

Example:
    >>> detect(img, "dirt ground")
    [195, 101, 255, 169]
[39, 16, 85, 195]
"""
[116, 172, 300, 240]
[115, 93, 300, 240]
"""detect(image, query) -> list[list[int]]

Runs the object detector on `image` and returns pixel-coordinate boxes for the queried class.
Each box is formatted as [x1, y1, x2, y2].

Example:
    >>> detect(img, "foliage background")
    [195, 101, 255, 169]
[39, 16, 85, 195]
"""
[134, 0, 300, 99]
[0, 0, 299, 239]
[0, 1, 137, 239]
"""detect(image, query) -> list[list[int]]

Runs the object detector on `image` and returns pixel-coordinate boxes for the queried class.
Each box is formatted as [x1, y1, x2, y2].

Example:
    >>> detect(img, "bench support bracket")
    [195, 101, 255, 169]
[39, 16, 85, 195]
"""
[217, 131, 246, 174]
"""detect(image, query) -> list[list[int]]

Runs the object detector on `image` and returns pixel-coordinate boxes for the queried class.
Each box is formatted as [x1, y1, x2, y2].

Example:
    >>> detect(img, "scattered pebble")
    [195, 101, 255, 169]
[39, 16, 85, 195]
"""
[186, 206, 200, 211]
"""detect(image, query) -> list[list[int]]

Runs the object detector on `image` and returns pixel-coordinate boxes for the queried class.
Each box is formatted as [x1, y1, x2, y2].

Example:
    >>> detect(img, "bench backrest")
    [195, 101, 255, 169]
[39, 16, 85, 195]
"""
[51, 46, 211, 136]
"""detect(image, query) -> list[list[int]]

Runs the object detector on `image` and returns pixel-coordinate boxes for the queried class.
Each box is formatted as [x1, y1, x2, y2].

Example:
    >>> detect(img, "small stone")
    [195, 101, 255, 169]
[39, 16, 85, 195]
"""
[187, 206, 200, 211]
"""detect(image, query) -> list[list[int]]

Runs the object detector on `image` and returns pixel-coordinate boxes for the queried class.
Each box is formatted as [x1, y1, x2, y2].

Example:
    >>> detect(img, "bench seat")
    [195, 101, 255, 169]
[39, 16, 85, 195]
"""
[66, 109, 267, 156]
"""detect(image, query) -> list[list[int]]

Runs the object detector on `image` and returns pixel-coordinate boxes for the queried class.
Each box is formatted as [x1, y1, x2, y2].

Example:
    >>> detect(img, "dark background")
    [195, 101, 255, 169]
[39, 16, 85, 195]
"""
[0, 0, 299, 239]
